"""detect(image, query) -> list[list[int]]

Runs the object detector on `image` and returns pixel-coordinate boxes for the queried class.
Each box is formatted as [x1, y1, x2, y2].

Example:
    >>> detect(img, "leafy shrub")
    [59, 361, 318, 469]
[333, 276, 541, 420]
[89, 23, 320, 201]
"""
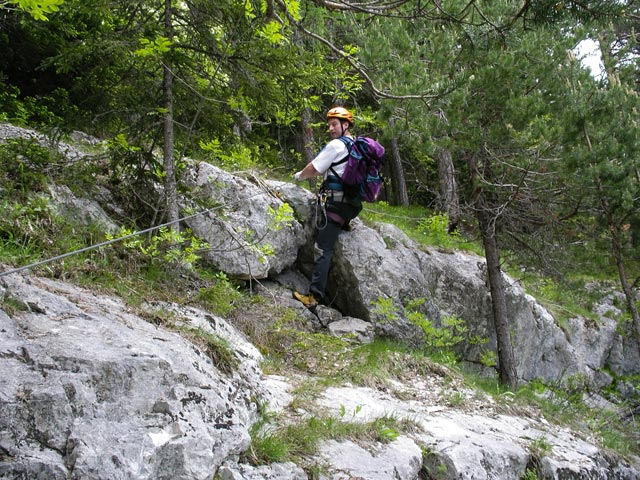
[106, 134, 162, 184]
[0, 195, 57, 264]
[0, 139, 58, 198]
[0, 85, 72, 127]
[200, 138, 267, 172]
[105, 226, 209, 269]
[371, 296, 399, 323]
[417, 212, 472, 251]
[196, 272, 244, 317]
[409, 311, 468, 364]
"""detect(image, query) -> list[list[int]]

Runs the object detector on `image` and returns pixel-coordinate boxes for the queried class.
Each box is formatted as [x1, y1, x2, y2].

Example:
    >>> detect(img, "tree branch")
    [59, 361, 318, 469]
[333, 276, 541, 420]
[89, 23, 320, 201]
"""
[275, 0, 444, 100]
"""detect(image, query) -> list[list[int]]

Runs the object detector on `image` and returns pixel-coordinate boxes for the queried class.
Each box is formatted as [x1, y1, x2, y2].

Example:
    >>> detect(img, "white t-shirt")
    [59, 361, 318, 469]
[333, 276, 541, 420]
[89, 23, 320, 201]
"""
[311, 137, 351, 178]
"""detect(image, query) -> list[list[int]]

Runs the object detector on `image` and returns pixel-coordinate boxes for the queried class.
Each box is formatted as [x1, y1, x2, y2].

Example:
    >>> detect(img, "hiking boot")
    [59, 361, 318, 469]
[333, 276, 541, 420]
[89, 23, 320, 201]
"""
[293, 291, 318, 308]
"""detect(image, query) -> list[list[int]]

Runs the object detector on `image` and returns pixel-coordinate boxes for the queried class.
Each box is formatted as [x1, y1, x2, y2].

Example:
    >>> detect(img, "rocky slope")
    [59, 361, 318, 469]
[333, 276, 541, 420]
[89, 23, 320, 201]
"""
[0, 123, 639, 479]
[2, 272, 639, 479]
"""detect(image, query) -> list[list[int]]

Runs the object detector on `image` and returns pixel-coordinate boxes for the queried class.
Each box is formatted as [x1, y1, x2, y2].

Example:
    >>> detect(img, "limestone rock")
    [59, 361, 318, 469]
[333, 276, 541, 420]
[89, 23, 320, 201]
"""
[0, 274, 261, 480]
[315, 385, 640, 480]
[181, 162, 307, 280]
[318, 437, 423, 480]
[327, 317, 374, 344]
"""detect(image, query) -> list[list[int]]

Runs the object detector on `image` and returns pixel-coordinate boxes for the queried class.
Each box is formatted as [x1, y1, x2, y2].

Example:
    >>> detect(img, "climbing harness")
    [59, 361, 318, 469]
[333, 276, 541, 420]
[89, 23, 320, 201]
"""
[314, 172, 358, 231]
[315, 191, 328, 230]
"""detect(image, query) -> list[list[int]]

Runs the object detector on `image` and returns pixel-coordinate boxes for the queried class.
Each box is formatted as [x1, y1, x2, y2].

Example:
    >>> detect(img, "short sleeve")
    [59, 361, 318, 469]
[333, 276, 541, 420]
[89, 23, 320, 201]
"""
[311, 138, 350, 175]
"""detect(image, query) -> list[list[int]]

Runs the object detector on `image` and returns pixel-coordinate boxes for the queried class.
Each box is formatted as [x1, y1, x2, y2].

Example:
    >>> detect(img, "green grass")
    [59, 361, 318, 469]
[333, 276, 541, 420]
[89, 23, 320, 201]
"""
[245, 407, 412, 468]
[514, 273, 603, 326]
[360, 203, 482, 254]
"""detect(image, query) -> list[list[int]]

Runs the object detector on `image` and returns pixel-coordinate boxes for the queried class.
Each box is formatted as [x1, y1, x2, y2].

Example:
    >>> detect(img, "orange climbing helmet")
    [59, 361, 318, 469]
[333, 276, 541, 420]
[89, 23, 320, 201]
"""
[326, 106, 354, 124]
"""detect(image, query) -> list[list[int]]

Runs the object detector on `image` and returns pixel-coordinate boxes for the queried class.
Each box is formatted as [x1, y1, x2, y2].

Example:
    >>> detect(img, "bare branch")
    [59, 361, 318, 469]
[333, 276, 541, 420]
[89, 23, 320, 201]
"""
[314, 0, 411, 14]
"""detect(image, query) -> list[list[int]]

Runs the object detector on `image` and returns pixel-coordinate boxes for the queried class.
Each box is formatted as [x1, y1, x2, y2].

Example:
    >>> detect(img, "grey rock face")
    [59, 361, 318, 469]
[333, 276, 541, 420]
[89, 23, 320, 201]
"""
[318, 437, 423, 480]
[315, 385, 640, 480]
[327, 317, 374, 344]
[48, 184, 119, 234]
[0, 274, 259, 480]
[0, 123, 92, 163]
[181, 162, 308, 280]
[218, 461, 307, 480]
[296, 217, 639, 385]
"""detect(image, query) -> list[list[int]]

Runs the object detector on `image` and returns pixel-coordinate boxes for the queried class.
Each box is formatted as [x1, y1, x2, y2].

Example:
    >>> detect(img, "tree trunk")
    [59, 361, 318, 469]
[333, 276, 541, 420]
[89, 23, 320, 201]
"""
[388, 118, 409, 206]
[467, 154, 518, 390]
[610, 226, 640, 352]
[389, 136, 409, 206]
[595, 37, 640, 352]
[300, 108, 318, 190]
[163, 0, 179, 230]
[301, 109, 315, 164]
[292, 28, 318, 190]
[436, 146, 461, 232]
[478, 206, 518, 389]
[585, 113, 640, 354]
[600, 192, 640, 354]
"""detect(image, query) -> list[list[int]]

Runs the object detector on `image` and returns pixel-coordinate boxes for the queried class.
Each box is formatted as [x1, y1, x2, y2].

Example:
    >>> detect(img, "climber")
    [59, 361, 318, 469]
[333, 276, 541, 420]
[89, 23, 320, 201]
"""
[292, 106, 363, 309]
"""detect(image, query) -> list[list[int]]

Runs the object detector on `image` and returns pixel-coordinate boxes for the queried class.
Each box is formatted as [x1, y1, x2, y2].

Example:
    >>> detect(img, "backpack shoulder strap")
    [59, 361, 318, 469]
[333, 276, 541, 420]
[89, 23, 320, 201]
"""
[330, 136, 355, 168]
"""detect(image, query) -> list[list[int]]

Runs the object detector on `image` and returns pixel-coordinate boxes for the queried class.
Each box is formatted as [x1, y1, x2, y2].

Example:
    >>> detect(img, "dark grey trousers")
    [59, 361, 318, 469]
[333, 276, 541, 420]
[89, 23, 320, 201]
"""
[309, 199, 361, 303]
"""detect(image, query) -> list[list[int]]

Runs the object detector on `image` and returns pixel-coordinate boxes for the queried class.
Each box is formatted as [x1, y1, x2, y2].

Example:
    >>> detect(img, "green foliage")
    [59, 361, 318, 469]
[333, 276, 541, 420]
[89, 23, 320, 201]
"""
[0, 138, 107, 270]
[361, 205, 481, 254]
[195, 271, 243, 317]
[0, 139, 58, 198]
[417, 213, 462, 249]
[261, 325, 353, 376]
[0, 85, 71, 127]
[0, 195, 56, 263]
[246, 412, 290, 464]
[4, 0, 64, 21]
[0, 86, 28, 125]
[371, 296, 399, 323]
[245, 407, 409, 467]
[479, 350, 497, 368]
[233, 204, 295, 265]
[521, 274, 600, 325]
[0, 294, 31, 316]
[408, 310, 468, 364]
[525, 435, 552, 480]
[267, 203, 294, 231]
[106, 226, 209, 269]
[371, 295, 490, 365]
[421, 446, 449, 480]
[135, 36, 172, 58]
[199, 139, 268, 172]
[106, 134, 160, 184]
[521, 468, 540, 480]
[527, 435, 552, 458]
